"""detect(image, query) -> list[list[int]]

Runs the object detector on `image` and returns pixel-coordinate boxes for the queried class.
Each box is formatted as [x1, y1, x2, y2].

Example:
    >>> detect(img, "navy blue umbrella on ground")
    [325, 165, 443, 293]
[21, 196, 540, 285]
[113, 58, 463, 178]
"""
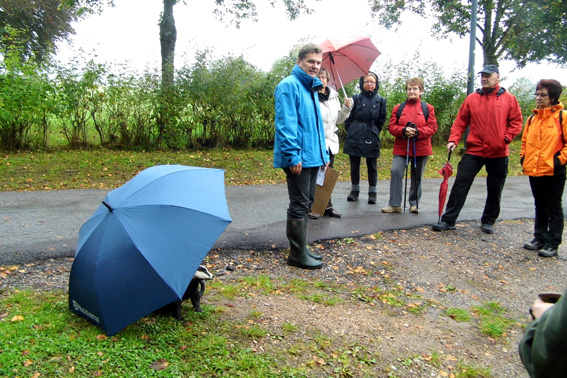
[68, 165, 232, 335]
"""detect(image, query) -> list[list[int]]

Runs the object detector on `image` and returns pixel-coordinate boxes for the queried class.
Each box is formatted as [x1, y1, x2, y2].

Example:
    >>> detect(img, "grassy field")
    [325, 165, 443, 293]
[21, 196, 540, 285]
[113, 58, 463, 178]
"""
[0, 142, 524, 192]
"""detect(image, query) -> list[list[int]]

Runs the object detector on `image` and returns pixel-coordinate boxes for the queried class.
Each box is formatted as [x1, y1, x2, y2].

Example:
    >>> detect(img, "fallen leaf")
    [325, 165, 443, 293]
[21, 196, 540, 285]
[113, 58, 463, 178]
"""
[150, 358, 169, 371]
[11, 315, 24, 322]
[312, 356, 325, 365]
[23, 359, 33, 367]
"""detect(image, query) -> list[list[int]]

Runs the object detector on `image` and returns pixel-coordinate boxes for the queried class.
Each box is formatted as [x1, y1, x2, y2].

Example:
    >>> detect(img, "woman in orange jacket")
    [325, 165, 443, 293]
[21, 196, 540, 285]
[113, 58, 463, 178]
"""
[521, 79, 567, 257]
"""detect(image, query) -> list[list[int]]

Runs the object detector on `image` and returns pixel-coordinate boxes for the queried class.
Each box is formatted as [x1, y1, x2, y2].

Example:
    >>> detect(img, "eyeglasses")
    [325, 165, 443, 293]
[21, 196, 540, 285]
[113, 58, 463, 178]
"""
[363, 81, 376, 85]
[534, 92, 549, 98]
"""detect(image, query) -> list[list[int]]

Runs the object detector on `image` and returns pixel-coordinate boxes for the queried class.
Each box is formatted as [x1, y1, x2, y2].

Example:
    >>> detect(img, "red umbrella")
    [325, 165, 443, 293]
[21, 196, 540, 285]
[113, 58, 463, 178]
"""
[438, 151, 453, 223]
[320, 36, 381, 96]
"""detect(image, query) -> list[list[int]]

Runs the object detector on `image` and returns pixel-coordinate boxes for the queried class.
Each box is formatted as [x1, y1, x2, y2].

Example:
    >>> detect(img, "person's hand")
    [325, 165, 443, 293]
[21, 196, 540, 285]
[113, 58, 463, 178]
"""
[530, 297, 555, 320]
[447, 142, 457, 153]
[405, 127, 416, 138]
[344, 98, 352, 108]
[290, 162, 302, 175]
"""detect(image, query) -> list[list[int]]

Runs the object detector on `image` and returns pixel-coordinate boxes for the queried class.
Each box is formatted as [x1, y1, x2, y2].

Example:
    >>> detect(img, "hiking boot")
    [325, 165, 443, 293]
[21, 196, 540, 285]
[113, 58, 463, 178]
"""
[524, 240, 545, 250]
[432, 221, 456, 232]
[538, 246, 558, 258]
[480, 223, 494, 234]
[347, 191, 359, 201]
[409, 205, 419, 214]
[324, 208, 341, 218]
[381, 206, 402, 213]
[307, 211, 320, 220]
[368, 193, 377, 204]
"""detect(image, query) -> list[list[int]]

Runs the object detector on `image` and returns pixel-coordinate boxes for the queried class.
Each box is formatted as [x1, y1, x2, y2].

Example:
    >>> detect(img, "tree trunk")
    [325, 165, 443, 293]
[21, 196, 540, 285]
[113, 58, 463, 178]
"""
[160, 0, 177, 88]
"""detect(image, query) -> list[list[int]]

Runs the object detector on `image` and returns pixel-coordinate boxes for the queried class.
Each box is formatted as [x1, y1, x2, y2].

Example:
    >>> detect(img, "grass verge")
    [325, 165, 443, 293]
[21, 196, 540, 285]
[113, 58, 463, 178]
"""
[1, 142, 523, 191]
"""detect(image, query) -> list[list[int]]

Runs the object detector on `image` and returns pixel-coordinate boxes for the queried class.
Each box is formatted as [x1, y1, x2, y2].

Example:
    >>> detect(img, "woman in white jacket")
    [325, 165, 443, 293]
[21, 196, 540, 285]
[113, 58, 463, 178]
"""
[309, 68, 353, 219]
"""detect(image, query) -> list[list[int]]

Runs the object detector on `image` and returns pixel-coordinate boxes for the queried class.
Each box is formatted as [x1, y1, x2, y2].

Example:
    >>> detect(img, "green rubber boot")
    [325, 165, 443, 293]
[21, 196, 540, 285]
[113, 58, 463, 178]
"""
[286, 218, 322, 269]
[302, 217, 322, 260]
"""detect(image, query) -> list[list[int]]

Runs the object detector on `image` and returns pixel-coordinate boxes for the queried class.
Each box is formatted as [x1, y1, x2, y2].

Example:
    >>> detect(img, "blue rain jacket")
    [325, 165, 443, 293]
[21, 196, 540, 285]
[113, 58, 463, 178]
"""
[273, 65, 329, 168]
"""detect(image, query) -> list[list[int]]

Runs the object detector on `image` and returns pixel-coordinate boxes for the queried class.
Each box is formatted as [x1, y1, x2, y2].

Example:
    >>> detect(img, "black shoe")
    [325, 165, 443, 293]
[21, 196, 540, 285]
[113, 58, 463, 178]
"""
[307, 211, 320, 220]
[432, 221, 456, 232]
[524, 240, 545, 250]
[347, 191, 359, 201]
[368, 193, 377, 204]
[324, 208, 342, 218]
[480, 223, 494, 234]
[538, 246, 558, 258]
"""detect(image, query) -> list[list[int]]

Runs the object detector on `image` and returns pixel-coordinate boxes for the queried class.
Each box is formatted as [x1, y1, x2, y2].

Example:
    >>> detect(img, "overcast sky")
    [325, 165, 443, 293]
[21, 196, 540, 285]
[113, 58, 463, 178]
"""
[56, 0, 567, 87]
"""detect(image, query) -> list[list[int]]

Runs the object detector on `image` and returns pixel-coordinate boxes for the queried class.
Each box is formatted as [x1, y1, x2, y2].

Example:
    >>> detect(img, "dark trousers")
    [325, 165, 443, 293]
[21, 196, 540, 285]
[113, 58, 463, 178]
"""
[326, 153, 335, 210]
[529, 175, 566, 248]
[349, 155, 378, 189]
[284, 167, 318, 219]
[441, 154, 508, 225]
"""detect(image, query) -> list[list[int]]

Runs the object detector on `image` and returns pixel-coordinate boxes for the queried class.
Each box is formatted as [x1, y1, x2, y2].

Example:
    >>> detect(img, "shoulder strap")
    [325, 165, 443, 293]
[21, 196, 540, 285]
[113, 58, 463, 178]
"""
[555, 110, 565, 152]
[396, 101, 429, 123]
[421, 101, 429, 122]
[528, 114, 535, 127]
[396, 101, 407, 123]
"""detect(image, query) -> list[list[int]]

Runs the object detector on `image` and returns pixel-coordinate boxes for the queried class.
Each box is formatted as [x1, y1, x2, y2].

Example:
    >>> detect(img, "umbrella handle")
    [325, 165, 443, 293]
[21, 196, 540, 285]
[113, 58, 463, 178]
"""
[448, 150, 452, 162]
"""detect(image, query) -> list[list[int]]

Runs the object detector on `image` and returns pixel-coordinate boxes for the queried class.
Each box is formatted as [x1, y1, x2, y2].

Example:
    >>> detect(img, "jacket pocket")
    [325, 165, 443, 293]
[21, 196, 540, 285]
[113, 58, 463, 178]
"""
[554, 152, 566, 175]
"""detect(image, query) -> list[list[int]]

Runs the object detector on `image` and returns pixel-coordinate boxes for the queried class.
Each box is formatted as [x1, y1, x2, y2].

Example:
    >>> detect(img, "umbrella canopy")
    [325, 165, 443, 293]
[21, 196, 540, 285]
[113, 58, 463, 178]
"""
[320, 36, 381, 92]
[438, 152, 453, 222]
[68, 165, 232, 335]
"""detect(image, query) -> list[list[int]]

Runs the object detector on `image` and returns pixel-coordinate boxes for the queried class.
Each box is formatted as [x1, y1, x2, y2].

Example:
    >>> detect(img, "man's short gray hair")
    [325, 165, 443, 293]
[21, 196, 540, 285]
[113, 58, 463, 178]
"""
[298, 43, 323, 61]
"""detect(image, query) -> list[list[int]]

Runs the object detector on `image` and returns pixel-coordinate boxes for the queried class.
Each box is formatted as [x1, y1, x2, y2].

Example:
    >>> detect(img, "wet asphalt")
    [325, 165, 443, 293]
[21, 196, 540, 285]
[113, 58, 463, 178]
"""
[0, 176, 547, 265]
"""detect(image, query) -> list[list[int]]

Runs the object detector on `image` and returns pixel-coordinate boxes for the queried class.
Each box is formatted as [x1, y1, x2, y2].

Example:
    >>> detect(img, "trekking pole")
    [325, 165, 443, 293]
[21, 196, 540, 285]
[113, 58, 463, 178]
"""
[403, 134, 410, 213]
[412, 123, 419, 212]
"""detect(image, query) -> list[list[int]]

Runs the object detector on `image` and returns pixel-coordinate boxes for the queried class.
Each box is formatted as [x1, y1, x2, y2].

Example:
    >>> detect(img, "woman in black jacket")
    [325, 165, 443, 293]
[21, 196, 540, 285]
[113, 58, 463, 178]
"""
[343, 72, 387, 204]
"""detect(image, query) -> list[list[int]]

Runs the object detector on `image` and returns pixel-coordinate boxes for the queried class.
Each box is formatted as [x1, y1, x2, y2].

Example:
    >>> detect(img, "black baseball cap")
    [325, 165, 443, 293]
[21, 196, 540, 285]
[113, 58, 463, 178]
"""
[478, 65, 499, 74]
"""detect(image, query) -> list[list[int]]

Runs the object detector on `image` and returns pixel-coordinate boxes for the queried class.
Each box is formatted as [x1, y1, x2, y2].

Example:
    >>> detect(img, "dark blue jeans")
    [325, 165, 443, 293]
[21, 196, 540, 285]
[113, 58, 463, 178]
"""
[284, 167, 318, 219]
[529, 175, 566, 248]
[441, 154, 508, 225]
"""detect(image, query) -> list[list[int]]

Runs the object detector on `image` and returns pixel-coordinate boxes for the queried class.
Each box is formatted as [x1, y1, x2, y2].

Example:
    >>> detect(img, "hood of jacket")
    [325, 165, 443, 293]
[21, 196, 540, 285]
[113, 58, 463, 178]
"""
[358, 72, 379, 97]
[292, 64, 323, 93]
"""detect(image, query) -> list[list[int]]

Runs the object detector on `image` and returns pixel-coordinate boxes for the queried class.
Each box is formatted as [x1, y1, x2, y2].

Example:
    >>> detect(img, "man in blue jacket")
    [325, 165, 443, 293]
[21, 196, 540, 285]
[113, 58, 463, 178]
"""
[274, 43, 329, 269]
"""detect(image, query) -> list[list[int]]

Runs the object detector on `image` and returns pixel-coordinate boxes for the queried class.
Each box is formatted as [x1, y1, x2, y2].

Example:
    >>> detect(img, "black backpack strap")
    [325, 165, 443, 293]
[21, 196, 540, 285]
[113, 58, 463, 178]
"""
[396, 101, 429, 123]
[421, 101, 429, 122]
[528, 114, 535, 127]
[396, 101, 407, 123]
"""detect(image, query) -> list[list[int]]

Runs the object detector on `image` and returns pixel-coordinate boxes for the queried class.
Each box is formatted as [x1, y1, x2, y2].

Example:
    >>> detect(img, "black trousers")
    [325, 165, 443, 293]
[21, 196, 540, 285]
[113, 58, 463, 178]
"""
[326, 153, 335, 210]
[529, 174, 566, 248]
[349, 155, 378, 189]
[441, 154, 508, 225]
[284, 167, 318, 219]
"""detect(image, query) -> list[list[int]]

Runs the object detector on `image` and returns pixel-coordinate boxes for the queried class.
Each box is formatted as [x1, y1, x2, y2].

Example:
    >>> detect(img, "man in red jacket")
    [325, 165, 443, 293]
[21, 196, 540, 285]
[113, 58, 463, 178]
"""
[433, 65, 523, 234]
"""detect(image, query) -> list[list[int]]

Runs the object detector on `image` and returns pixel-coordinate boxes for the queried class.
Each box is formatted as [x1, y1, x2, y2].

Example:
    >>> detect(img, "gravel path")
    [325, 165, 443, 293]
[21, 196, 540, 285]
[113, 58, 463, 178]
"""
[2, 218, 565, 377]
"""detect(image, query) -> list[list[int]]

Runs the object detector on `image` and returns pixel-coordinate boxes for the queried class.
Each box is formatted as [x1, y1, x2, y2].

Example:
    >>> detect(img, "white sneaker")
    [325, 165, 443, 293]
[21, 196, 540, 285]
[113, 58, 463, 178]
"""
[410, 206, 419, 214]
[381, 206, 402, 213]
